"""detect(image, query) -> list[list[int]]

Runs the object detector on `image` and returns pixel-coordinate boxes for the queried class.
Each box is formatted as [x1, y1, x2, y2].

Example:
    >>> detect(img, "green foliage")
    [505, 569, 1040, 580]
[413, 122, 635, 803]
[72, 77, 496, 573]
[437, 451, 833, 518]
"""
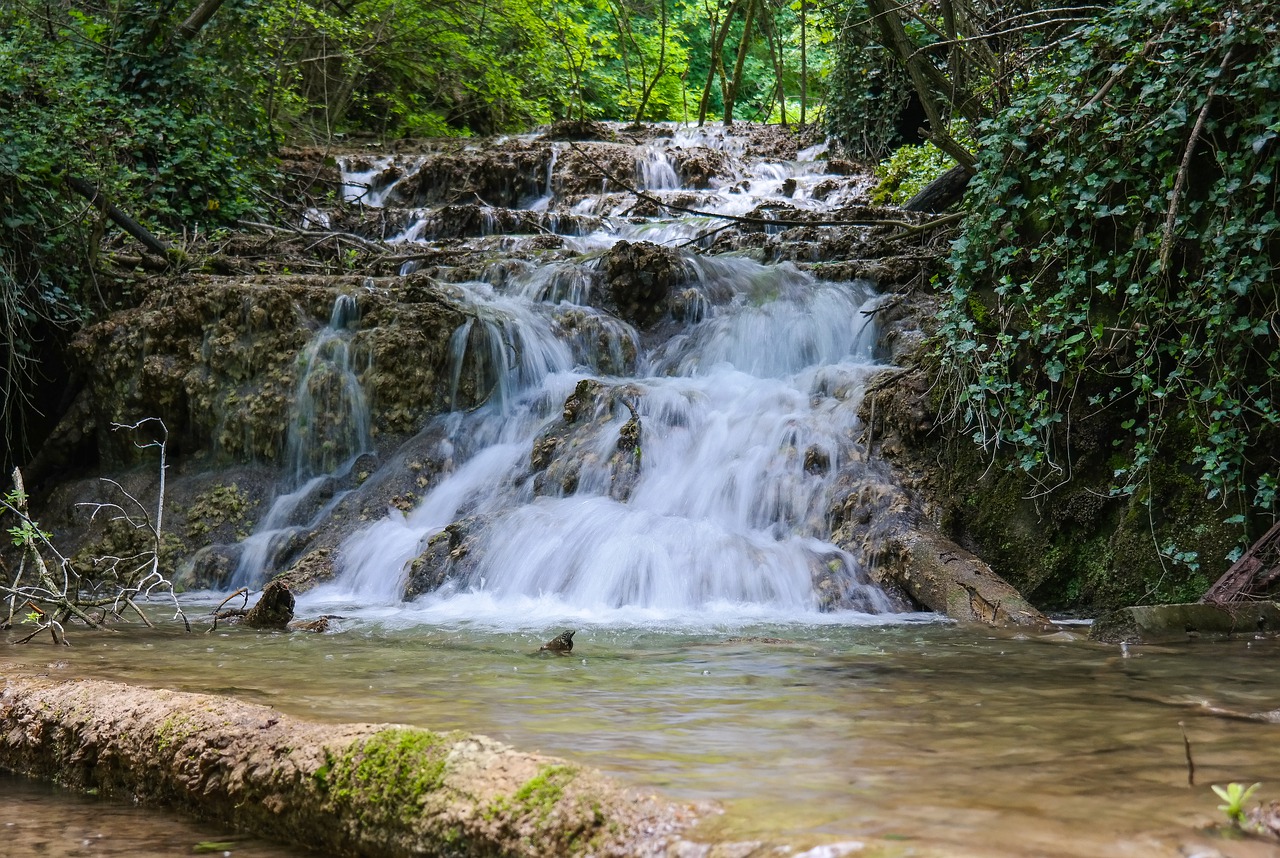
[823, 20, 914, 159]
[871, 142, 952, 205]
[935, 0, 1280, 555]
[0, 1, 274, 462]
[1213, 782, 1261, 826]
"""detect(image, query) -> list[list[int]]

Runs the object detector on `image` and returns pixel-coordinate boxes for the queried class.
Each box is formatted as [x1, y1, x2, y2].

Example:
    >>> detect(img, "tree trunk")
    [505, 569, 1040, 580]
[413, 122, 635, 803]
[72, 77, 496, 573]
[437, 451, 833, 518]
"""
[633, 0, 669, 124]
[799, 0, 807, 125]
[698, 0, 741, 126]
[171, 0, 228, 44]
[1201, 520, 1280, 604]
[0, 677, 705, 857]
[903, 164, 972, 212]
[723, 0, 758, 126]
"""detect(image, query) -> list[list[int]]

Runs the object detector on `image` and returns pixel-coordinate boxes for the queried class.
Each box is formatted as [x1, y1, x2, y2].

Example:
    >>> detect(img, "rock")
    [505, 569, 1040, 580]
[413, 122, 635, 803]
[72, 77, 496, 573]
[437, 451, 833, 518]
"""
[603, 240, 687, 329]
[404, 517, 486, 600]
[1090, 601, 1280, 643]
[677, 149, 733, 189]
[530, 382, 646, 503]
[243, 580, 295, 629]
[540, 119, 617, 142]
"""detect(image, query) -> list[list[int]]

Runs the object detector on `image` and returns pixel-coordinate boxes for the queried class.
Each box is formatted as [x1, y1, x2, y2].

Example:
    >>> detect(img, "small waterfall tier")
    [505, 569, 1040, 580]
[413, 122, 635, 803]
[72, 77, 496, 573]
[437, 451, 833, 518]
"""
[288, 124, 909, 626]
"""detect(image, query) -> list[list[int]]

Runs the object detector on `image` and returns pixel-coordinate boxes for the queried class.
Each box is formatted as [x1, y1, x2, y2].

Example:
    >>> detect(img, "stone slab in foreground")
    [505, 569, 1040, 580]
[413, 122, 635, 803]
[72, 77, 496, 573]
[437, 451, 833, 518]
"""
[0, 677, 705, 857]
[1090, 601, 1280, 643]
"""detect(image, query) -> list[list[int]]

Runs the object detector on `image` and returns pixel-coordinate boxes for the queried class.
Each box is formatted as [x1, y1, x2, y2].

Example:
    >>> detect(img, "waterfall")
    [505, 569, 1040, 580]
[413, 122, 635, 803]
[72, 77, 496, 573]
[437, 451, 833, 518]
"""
[301, 124, 903, 626]
[229, 294, 372, 589]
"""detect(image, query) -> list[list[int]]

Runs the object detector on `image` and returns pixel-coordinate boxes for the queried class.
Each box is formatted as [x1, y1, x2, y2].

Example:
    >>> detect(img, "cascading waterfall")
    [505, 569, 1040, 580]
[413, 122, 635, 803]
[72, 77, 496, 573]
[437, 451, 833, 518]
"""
[230, 294, 373, 589]
[308, 124, 905, 626]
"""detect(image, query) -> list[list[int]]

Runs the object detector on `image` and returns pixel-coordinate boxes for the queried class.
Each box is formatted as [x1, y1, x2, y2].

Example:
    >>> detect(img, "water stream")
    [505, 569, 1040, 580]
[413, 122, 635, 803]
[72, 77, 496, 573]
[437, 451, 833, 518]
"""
[302, 124, 896, 622]
[8, 125, 1280, 856]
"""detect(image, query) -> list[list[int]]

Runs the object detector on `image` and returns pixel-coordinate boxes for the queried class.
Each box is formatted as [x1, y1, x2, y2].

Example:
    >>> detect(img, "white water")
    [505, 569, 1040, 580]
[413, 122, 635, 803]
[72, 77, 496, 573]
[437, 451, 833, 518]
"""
[229, 294, 373, 589]
[300, 126, 916, 627]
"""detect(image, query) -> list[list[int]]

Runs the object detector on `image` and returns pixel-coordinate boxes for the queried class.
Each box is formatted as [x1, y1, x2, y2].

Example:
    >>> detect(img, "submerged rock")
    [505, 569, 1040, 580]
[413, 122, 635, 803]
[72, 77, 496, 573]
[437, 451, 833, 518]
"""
[1091, 602, 1280, 643]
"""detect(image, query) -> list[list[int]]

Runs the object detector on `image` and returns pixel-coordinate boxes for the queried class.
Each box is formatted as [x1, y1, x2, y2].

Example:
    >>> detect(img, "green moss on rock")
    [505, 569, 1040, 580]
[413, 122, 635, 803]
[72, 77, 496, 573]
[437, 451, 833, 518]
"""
[318, 727, 460, 826]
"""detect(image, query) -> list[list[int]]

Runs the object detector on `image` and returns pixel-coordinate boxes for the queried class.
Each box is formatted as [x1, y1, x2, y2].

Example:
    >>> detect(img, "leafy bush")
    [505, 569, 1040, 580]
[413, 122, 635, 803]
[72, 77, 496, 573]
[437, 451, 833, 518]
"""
[870, 142, 952, 205]
[936, 0, 1280, 551]
[0, 3, 274, 463]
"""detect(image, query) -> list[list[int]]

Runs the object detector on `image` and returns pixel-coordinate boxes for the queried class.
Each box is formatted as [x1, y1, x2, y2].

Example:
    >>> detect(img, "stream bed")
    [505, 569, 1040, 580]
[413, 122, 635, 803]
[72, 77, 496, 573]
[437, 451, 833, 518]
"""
[5, 617, 1280, 857]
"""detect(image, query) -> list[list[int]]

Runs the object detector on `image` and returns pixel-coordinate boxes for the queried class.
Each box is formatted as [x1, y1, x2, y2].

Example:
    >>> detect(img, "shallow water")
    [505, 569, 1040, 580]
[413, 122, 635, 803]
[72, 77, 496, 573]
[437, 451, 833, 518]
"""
[5, 615, 1280, 857]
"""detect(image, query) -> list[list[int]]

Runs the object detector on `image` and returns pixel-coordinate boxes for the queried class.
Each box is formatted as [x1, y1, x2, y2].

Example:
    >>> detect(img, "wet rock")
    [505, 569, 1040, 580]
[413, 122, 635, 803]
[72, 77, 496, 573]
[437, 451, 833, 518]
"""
[562, 378, 604, 424]
[677, 148, 732, 189]
[540, 119, 617, 142]
[555, 143, 640, 197]
[181, 544, 243, 590]
[530, 381, 645, 502]
[243, 580, 295, 629]
[404, 517, 487, 600]
[603, 240, 687, 329]
[385, 140, 550, 208]
[1090, 602, 1280, 643]
[551, 308, 638, 376]
[274, 548, 337, 592]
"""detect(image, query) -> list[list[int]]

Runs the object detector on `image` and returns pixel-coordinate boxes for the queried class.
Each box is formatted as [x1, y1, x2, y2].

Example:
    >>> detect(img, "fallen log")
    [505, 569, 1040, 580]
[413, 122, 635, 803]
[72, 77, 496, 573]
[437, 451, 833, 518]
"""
[903, 164, 972, 213]
[1201, 520, 1280, 604]
[832, 475, 1052, 628]
[63, 175, 172, 259]
[0, 677, 704, 857]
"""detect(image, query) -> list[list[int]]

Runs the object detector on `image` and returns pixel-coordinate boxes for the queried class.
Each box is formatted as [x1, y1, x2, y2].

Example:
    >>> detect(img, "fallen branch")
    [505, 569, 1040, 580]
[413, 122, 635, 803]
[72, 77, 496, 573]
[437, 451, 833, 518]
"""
[62, 175, 171, 259]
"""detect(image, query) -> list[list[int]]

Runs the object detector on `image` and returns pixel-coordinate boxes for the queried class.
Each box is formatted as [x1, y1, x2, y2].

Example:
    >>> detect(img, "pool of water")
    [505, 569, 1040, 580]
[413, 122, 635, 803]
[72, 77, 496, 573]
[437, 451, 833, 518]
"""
[4, 613, 1280, 857]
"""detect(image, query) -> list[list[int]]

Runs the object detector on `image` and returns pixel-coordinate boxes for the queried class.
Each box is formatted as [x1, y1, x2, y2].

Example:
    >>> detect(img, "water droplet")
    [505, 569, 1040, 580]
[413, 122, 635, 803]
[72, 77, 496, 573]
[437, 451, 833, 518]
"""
[702, 670, 710, 675]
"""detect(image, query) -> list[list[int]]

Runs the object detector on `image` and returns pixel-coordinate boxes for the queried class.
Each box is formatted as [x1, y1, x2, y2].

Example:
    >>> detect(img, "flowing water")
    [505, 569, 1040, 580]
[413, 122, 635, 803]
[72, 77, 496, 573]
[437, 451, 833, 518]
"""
[7, 125, 1280, 856]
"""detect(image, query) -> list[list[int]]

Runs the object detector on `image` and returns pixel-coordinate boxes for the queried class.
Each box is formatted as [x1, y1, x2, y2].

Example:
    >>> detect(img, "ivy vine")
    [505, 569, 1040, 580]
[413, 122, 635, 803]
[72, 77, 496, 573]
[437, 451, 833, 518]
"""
[936, 0, 1279, 550]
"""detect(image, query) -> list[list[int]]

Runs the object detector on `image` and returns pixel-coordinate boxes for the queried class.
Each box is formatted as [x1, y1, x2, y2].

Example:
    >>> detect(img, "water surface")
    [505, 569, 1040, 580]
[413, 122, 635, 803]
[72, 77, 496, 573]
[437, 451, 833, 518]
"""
[6, 617, 1280, 857]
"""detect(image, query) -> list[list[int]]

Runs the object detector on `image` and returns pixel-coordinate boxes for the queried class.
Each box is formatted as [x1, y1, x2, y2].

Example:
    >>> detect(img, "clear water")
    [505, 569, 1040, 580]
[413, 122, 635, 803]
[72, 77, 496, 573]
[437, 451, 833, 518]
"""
[9, 127, 1275, 856]
[5, 619, 1280, 857]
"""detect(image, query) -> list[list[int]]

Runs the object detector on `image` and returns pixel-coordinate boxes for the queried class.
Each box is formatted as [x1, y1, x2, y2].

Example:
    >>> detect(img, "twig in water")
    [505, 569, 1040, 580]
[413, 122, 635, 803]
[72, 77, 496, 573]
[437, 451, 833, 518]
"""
[1180, 721, 1196, 786]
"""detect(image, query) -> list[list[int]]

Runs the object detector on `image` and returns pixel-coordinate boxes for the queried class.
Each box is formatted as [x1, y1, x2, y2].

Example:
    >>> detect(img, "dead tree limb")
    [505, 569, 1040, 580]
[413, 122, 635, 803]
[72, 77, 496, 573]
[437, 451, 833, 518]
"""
[1201, 520, 1280, 604]
[63, 175, 171, 259]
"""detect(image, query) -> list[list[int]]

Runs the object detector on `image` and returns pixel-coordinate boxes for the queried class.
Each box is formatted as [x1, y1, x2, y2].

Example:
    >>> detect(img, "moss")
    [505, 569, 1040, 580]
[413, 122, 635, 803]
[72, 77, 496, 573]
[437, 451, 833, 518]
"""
[486, 763, 578, 827]
[317, 727, 459, 825]
[513, 764, 576, 820]
[930, 412, 1242, 612]
[184, 483, 256, 541]
[154, 713, 196, 754]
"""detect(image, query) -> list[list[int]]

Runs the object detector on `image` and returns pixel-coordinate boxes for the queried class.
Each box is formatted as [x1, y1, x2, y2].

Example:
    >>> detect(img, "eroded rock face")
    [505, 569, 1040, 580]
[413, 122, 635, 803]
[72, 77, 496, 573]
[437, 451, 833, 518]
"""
[529, 379, 645, 503]
[603, 240, 688, 330]
[71, 274, 471, 467]
[404, 516, 489, 600]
